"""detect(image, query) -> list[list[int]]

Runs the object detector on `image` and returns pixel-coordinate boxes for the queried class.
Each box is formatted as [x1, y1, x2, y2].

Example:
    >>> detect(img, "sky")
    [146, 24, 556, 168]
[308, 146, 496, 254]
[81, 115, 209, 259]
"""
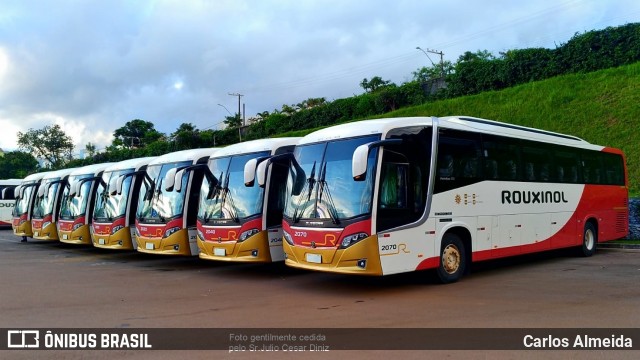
[0, 0, 638, 156]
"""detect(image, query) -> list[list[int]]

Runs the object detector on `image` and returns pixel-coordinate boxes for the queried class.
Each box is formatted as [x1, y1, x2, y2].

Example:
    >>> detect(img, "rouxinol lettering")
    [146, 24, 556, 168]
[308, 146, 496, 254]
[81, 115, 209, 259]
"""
[501, 190, 568, 204]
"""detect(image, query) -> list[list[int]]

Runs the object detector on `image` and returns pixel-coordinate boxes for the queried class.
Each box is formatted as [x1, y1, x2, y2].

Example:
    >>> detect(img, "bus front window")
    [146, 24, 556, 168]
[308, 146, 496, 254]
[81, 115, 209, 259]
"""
[59, 174, 92, 220]
[284, 135, 380, 223]
[33, 180, 60, 218]
[136, 161, 190, 223]
[13, 185, 34, 217]
[94, 170, 132, 221]
[198, 151, 270, 223]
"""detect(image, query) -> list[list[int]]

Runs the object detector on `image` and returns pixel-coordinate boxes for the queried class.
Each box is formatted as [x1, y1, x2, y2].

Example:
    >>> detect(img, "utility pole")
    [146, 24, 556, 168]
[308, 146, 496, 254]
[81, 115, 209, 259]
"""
[416, 46, 445, 78]
[228, 93, 244, 126]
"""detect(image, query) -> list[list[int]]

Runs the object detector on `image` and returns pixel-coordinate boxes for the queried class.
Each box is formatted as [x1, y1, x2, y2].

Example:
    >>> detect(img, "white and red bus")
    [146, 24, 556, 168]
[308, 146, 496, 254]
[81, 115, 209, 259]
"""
[1, 179, 22, 227]
[91, 157, 156, 250]
[31, 168, 76, 241]
[281, 116, 628, 282]
[134, 148, 217, 256]
[57, 163, 114, 245]
[187, 137, 299, 262]
[11, 173, 48, 238]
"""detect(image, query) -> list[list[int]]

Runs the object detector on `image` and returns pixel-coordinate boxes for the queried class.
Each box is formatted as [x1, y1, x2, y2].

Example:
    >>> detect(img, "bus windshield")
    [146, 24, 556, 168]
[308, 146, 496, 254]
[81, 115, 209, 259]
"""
[198, 151, 270, 223]
[136, 161, 191, 223]
[33, 179, 61, 218]
[13, 184, 36, 216]
[93, 169, 133, 221]
[59, 174, 93, 220]
[283, 135, 380, 222]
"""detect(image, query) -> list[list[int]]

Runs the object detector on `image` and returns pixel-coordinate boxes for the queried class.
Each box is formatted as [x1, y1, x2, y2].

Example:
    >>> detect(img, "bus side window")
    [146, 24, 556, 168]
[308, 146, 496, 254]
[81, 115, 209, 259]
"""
[485, 159, 498, 179]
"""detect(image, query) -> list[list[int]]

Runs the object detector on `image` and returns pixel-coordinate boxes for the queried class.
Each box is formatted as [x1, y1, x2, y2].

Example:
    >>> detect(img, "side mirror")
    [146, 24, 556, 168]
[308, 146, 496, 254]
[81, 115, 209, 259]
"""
[69, 181, 78, 197]
[164, 168, 177, 192]
[115, 175, 126, 195]
[352, 139, 403, 181]
[14, 186, 22, 199]
[108, 177, 118, 195]
[352, 144, 370, 181]
[174, 169, 186, 193]
[244, 158, 258, 187]
[256, 160, 269, 188]
[37, 183, 47, 197]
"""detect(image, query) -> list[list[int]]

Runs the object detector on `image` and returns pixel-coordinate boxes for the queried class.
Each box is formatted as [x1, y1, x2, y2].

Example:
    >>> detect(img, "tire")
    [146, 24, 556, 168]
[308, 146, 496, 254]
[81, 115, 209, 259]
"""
[436, 233, 466, 284]
[579, 222, 597, 257]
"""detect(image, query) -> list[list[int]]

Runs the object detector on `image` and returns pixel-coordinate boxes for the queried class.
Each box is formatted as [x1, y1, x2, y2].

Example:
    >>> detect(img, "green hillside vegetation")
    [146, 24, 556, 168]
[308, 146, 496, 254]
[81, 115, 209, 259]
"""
[279, 62, 640, 195]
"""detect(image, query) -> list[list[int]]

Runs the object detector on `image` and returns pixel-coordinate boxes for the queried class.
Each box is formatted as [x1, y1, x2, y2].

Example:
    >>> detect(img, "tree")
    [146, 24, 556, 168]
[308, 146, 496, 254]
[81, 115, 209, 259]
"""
[17, 124, 74, 169]
[223, 114, 242, 128]
[360, 76, 393, 93]
[112, 119, 163, 148]
[171, 123, 200, 149]
[85, 142, 97, 158]
[0, 151, 39, 178]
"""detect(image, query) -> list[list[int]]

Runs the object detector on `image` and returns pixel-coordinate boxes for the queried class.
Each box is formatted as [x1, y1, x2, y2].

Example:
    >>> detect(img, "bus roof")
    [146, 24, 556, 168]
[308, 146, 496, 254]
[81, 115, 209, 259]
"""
[69, 163, 115, 177]
[297, 116, 597, 149]
[0, 179, 22, 185]
[41, 168, 77, 181]
[103, 157, 156, 173]
[211, 138, 300, 158]
[148, 148, 218, 166]
[20, 172, 49, 183]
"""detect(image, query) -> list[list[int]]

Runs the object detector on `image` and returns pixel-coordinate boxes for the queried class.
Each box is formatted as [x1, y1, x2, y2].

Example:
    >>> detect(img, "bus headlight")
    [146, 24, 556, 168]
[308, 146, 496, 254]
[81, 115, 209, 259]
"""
[238, 229, 259, 242]
[197, 229, 204, 240]
[283, 230, 294, 246]
[339, 232, 368, 249]
[111, 225, 124, 235]
[43, 221, 51, 229]
[135, 226, 141, 238]
[73, 223, 83, 231]
[163, 226, 181, 238]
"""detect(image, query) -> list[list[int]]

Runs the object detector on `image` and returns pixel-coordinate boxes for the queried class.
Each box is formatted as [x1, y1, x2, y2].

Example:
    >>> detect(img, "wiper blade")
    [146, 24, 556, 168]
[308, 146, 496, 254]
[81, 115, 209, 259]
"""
[316, 162, 339, 225]
[292, 161, 316, 223]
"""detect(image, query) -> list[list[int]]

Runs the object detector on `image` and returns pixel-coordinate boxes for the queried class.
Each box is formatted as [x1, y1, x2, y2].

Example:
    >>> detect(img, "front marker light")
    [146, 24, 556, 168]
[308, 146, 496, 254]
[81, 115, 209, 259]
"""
[239, 229, 259, 242]
[164, 226, 181, 238]
[340, 232, 368, 249]
[283, 230, 294, 246]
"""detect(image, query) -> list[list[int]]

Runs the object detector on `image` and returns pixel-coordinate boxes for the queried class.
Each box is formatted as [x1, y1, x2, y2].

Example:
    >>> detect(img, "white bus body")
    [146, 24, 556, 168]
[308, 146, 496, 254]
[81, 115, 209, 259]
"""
[282, 116, 628, 282]
[31, 168, 77, 241]
[11, 173, 48, 237]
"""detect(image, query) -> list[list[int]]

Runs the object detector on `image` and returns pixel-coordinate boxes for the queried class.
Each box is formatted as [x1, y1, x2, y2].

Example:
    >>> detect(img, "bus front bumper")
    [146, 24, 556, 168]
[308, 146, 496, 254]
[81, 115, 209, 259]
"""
[59, 225, 92, 245]
[92, 227, 135, 250]
[198, 230, 272, 263]
[136, 229, 193, 256]
[283, 235, 383, 276]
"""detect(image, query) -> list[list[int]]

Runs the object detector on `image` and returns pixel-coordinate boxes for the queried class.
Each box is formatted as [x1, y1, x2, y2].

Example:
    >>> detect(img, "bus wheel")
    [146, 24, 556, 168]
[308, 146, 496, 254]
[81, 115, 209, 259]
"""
[437, 233, 466, 284]
[579, 222, 597, 257]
